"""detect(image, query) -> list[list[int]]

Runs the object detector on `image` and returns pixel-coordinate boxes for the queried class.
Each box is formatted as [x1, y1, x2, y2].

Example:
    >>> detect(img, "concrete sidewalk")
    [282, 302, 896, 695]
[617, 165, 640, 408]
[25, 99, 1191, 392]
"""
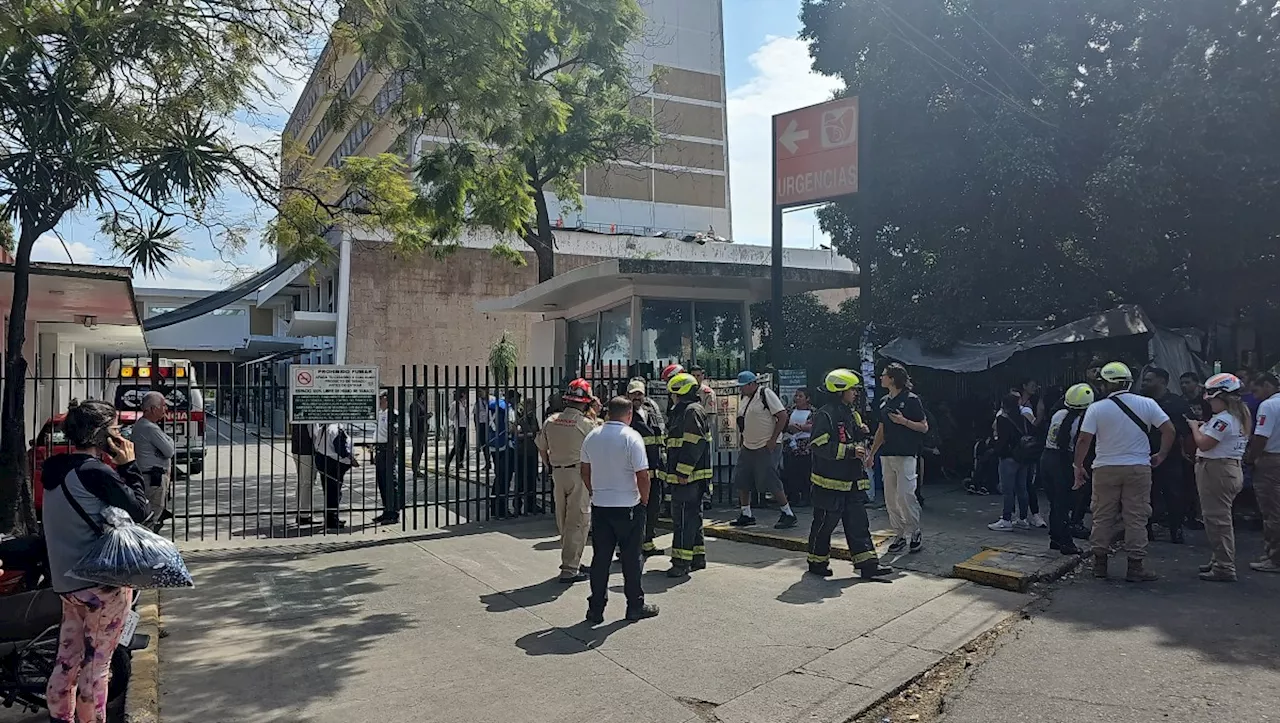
[699, 482, 1081, 590]
[158, 518, 1025, 723]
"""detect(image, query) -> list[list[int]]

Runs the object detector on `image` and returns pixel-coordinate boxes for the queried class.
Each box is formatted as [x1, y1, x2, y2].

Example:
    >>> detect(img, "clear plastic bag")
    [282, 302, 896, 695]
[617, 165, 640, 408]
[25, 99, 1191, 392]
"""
[68, 507, 194, 589]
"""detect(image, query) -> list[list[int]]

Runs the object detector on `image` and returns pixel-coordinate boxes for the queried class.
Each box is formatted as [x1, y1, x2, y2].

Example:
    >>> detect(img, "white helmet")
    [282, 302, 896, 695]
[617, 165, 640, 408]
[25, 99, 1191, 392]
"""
[1204, 372, 1242, 398]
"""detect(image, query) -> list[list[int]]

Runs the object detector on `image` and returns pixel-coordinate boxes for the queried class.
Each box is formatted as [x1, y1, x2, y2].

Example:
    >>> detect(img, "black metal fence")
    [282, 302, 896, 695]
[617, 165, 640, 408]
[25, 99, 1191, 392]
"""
[8, 357, 768, 540]
[6, 346, 1126, 541]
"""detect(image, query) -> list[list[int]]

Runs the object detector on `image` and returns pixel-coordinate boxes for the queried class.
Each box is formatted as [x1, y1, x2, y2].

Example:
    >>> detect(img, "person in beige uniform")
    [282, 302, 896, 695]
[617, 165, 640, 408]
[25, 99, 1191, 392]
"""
[537, 379, 598, 583]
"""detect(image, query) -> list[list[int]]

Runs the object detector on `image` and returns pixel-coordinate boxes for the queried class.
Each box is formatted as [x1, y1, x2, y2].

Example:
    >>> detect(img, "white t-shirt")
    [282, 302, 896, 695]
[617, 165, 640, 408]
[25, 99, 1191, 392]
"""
[1043, 409, 1082, 451]
[580, 421, 648, 507]
[1080, 392, 1170, 468]
[1254, 396, 1280, 454]
[1198, 411, 1249, 460]
[741, 386, 786, 450]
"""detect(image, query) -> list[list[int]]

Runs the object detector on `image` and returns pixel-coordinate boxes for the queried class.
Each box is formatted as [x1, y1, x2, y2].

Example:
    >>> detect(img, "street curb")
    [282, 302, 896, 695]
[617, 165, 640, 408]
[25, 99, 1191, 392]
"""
[658, 519, 1084, 592]
[656, 519, 892, 561]
[952, 547, 1083, 592]
[125, 590, 161, 723]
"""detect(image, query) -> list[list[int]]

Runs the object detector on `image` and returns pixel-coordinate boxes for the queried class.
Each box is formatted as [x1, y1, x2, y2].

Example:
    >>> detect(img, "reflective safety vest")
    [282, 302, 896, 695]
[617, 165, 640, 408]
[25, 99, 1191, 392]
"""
[808, 402, 871, 492]
[664, 399, 712, 485]
[631, 404, 666, 481]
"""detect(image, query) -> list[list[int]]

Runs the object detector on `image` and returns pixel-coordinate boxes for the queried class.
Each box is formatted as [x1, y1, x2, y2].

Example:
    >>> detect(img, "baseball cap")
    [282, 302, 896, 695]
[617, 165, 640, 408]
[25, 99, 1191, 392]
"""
[737, 370, 758, 386]
[627, 379, 646, 395]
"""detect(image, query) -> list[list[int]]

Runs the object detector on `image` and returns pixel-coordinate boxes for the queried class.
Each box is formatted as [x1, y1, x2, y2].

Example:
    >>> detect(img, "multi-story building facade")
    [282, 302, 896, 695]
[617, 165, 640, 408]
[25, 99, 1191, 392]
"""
[263, 0, 748, 373]
[283, 0, 731, 237]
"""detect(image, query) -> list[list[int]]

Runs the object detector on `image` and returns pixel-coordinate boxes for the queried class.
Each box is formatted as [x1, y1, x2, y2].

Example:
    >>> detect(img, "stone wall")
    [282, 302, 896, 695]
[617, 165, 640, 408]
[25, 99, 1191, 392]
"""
[344, 245, 605, 376]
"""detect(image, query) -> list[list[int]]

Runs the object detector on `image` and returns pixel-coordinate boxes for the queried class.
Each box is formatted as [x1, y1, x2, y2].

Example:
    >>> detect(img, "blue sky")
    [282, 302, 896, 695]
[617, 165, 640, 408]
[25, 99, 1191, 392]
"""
[33, 0, 838, 288]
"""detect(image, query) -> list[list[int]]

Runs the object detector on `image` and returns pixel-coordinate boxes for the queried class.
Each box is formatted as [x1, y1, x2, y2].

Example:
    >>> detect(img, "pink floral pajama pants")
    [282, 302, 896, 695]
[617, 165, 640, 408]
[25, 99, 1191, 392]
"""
[46, 586, 132, 723]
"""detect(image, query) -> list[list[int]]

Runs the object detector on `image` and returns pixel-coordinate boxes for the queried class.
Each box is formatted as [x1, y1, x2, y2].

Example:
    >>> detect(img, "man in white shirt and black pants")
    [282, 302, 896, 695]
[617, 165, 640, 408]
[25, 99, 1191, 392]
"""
[581, 396, 660, 624]
[1074, 362, 1175, 582]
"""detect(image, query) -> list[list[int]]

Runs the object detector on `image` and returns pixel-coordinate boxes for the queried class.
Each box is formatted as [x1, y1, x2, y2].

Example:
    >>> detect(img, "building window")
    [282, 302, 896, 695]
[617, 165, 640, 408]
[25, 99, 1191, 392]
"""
[694, 301, 745, 371]
[147, 306, 177, 318]
[565, 315, 599, 374]
[212, 308, 246, 316]
[639, 299, 692, 363]
[599, 304, 632, 366]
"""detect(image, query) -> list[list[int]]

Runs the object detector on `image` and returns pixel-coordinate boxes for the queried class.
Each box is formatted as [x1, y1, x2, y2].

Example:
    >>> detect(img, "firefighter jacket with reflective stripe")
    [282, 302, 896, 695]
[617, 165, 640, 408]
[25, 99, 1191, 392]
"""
[809, 402, 871, 492]
[664, 400, 711, 485]
[631, 404, 665, 480]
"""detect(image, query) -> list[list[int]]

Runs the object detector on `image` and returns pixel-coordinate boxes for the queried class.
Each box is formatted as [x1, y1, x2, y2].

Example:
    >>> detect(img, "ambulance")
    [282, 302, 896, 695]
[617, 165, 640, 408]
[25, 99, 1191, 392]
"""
[105, 357, 206, 475]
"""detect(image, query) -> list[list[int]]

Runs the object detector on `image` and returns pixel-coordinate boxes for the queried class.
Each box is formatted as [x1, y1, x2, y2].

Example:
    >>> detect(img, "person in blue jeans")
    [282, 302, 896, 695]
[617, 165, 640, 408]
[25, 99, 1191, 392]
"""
[487, 390, 519, 518]
[989, 392, 1035, 530]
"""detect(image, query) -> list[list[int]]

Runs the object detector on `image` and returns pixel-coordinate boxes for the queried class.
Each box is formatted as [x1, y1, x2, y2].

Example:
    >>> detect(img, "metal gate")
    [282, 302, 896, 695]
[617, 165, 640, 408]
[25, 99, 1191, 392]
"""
[13, 359, 749, 540]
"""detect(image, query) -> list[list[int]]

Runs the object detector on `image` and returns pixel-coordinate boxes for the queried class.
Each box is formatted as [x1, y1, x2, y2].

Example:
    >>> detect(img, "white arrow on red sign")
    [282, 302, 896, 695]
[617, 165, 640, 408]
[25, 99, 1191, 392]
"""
[778, 119, 810, 155]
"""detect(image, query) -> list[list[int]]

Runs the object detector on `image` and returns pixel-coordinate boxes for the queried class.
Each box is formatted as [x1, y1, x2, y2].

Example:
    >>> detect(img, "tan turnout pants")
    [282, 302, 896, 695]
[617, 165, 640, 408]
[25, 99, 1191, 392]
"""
[553, 467, 591, 574]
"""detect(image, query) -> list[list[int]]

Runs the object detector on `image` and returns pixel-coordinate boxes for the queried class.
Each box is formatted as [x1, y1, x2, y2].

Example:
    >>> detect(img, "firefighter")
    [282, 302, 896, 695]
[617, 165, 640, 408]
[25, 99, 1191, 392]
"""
[661, 363, 685, 420]
[806, 369, 895, 580]
[665, 372, 711, 578]
[536, 379, 599, 583]
[628, 379, 666, 557]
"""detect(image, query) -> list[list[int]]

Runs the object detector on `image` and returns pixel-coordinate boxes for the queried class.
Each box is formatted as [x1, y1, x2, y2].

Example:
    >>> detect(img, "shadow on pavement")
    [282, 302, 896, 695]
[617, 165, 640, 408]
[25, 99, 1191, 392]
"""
[160, 558, 414, 721]
[1025, 527, 1280, 672]
[608, 568, 692, 596]
[516, 620, 635, 656]
[480, 577, 574, 612]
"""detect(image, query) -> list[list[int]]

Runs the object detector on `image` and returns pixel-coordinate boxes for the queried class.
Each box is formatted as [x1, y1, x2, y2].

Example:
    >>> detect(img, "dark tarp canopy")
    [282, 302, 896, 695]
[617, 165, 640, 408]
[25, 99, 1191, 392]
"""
[878, 305, 1203, 376]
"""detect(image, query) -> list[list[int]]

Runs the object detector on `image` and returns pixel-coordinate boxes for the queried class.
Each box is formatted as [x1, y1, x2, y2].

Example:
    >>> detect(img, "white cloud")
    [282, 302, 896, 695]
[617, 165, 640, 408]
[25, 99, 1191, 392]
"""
[31, 232, 254, 291]
[727, 36, 844, 248]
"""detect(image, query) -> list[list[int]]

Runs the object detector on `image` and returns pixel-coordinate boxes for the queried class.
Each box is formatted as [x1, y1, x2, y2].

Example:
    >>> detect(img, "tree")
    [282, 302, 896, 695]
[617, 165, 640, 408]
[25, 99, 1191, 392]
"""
[0, 0, 436, 532]
[751, 293, 862, 370]
[363, 0, 660, 282]
[802, 0, 1280, 349]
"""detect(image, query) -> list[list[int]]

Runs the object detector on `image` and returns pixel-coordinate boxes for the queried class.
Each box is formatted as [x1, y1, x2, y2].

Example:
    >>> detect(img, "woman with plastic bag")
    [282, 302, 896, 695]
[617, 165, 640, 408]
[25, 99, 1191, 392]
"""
[40, 399, 149, 723]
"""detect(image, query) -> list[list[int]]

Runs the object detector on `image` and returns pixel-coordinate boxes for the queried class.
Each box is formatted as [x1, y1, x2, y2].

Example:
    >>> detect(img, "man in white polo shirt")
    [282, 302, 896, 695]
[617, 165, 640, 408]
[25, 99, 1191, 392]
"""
[1073, 362, 1175, 582]
[581, 396, 660, 624]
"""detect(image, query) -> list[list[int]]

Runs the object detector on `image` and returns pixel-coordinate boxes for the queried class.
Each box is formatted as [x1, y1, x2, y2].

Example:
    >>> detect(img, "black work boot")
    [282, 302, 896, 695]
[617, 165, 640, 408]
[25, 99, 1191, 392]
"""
[858, 561, 894, 580]
[626, 603, 660, 621]
[807, 562, 833, 577]
[666, 562, 690, 579]
[691, 555, 707, 571]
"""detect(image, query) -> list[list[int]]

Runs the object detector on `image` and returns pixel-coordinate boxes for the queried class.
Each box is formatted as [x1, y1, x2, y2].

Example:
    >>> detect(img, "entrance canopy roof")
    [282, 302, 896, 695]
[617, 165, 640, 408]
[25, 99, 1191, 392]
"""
[477, 258, 859, 315]
[0, 263, 146, 352]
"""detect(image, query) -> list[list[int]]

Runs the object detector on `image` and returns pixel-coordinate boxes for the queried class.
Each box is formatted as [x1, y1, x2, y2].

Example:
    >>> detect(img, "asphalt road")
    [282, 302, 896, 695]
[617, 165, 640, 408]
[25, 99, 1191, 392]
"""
[940, 527, 1280, 723]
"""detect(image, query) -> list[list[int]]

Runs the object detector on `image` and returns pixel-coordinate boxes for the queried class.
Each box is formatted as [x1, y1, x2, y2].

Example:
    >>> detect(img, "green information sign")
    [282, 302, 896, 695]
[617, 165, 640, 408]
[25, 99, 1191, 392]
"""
[288, 365, 380, 423]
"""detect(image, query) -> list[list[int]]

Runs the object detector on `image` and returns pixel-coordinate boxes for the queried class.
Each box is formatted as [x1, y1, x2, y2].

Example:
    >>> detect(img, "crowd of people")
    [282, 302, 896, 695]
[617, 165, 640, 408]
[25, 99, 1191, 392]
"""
[971, 361, 1280, 582]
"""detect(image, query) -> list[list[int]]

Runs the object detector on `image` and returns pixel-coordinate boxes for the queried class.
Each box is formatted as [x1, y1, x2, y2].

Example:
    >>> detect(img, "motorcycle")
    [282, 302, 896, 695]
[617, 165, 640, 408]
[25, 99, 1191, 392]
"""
[0, 536, 145, 723]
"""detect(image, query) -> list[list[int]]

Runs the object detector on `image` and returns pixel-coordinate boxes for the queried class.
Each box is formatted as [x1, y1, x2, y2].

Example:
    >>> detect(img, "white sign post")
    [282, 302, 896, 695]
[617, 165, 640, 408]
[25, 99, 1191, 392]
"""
[288, 365, 380, 423]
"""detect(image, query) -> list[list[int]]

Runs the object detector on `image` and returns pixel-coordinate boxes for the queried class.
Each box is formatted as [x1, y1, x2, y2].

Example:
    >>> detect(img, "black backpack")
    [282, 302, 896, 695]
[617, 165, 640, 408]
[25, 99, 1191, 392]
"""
[1011, 415, 1042, 463]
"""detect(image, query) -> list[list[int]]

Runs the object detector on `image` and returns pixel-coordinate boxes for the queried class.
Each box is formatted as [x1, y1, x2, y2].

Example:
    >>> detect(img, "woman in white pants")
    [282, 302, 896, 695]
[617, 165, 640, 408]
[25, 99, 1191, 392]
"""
[291, 422, 319, 524]
[870, 363, 929, 554]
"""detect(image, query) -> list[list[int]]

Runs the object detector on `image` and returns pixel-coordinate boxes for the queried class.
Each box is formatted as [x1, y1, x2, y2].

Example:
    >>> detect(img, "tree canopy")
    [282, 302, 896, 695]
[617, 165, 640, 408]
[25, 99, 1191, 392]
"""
[802, 0, 1280, 348]
[356, 0, 660, 282]
[0, 0, 377, 532]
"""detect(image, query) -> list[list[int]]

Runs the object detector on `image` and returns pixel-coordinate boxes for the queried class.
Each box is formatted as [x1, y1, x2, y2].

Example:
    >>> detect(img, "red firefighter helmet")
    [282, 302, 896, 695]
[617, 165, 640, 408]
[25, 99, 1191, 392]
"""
[563, 378, 593, 403]
[660, 363, 685, 382]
